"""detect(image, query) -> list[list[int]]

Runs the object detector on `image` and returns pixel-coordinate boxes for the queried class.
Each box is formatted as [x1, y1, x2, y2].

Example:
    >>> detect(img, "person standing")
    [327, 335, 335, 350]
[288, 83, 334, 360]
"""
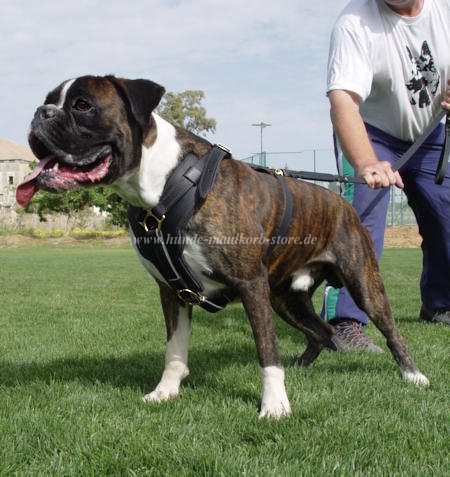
[323, 0, 450, 351]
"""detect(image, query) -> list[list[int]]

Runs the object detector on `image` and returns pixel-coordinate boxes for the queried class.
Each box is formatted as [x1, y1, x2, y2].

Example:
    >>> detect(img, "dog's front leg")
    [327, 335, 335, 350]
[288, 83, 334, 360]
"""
[259, 365, 291, 419]
[240, 276, 291, 419]
[142, 284, 191, 403]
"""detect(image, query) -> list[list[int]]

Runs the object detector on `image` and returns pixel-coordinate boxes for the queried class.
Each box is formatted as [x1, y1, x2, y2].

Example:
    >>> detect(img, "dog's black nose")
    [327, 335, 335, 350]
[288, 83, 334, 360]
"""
[36, 105, 58, 120]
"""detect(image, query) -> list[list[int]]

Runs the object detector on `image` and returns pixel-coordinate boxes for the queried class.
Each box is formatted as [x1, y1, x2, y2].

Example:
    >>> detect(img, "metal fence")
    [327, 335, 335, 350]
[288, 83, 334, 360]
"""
[386, 186, 417, 226]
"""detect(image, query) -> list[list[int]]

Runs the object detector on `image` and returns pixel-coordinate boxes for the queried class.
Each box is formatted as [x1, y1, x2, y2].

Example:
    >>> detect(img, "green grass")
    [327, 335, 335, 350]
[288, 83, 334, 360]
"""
[1, 245, 448, 476]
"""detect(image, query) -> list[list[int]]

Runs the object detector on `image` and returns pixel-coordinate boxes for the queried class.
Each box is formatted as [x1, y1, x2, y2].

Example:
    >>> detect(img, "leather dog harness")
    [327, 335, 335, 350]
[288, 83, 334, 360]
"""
[127, 145, 294, 313]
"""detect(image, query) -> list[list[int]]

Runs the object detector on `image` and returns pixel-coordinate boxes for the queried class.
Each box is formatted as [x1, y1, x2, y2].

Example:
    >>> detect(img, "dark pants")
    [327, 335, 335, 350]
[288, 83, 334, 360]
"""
[322, 122, 450, 324]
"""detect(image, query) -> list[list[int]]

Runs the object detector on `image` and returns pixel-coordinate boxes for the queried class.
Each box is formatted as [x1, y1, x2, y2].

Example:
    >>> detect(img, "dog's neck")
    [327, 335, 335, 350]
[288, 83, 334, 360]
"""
[111, 114, 182, 208]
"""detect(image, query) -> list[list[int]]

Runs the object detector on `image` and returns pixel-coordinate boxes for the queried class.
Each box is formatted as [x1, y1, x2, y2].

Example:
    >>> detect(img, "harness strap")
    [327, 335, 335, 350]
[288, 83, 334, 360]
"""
[249, 164, 295, 256]
[149, 154, 201, 223]
[266, 175, 293, 256]
[198, 145, 231, 198]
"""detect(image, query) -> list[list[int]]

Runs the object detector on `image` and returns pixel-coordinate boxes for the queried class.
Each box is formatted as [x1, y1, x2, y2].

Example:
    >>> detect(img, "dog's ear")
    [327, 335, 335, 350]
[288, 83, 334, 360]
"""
[108, 76, 166, 128]
[406, 45, 413, 61]
[421, 40, 431, 57]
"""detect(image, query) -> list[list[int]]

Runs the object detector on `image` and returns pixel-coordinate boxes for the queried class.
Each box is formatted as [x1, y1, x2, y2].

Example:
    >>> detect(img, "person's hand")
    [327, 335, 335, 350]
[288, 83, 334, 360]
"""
[356, 160, 404, 189]
[442, 79, 450, 112]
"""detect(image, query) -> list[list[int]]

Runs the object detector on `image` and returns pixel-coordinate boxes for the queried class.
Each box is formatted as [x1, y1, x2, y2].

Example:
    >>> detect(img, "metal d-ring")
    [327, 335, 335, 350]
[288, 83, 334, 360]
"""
[176, 289, 205, 306]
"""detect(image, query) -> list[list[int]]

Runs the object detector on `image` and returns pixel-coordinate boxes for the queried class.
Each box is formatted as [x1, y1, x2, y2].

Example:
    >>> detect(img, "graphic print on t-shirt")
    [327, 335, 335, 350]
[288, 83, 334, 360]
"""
[405, 41, 440, 108]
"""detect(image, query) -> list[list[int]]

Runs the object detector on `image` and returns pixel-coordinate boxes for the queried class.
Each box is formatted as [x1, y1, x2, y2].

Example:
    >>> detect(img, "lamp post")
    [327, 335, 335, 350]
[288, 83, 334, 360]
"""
[252, 122, 271, 166]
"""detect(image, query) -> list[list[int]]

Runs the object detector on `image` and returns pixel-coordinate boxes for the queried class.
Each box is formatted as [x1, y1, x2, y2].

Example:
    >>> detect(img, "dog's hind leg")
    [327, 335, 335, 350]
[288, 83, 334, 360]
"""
[271, 289, 334, 367]
[238, 273, 291, 419]
[339, 252, 430, 387]
[142, 283, 192, 403]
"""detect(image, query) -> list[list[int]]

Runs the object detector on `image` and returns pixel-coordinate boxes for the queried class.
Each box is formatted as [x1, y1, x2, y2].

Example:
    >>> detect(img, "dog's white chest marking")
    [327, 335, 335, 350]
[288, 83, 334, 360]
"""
[138, 115, 181, 206]
[113, 114, 181, 208]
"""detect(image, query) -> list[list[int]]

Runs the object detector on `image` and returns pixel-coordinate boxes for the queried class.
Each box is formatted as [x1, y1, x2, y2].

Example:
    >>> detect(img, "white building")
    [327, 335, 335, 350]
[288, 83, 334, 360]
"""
[0, 138, 36, 213]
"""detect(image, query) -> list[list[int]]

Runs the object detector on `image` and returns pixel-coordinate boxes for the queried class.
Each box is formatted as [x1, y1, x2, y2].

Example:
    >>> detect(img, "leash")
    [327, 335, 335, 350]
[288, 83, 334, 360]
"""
[391, 109, 447, 177]
[264, 168, 367, 184]
[260, 110, 448, 185]
[435, 112, 450, 184]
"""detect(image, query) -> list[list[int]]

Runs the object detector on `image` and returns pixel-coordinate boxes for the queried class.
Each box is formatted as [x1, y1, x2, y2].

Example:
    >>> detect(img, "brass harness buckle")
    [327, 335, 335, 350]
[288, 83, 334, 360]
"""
[138, 210, 166, 232]
[176, 289, 205, 306]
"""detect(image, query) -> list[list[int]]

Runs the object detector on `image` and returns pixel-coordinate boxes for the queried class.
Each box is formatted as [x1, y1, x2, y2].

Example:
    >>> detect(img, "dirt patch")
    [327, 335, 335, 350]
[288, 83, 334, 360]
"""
[383, 226, 420, 248]
[0, 234, 130, 249]
[1, 226, 420, 249]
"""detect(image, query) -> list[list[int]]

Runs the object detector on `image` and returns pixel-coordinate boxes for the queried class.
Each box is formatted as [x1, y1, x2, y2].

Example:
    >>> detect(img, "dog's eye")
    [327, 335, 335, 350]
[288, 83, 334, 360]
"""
[73, 99, 92, 112]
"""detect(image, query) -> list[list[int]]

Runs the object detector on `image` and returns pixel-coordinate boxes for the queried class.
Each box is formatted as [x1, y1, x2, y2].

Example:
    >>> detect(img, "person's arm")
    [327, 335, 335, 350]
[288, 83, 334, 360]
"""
[329, 89, 404, 189]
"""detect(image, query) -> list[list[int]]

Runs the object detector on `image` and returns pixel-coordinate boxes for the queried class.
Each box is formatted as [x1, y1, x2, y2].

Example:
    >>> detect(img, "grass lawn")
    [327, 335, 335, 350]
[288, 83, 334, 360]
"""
[1, 244, 448, 476]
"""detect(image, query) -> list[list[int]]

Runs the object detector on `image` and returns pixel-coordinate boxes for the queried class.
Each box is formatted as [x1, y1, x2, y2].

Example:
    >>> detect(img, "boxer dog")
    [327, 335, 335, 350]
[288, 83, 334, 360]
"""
[17, 76, 429, 419]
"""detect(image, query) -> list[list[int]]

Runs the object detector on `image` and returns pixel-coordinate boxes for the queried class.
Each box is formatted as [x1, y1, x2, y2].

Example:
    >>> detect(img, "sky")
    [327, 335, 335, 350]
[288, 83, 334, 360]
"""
[0, 0, 349, 172]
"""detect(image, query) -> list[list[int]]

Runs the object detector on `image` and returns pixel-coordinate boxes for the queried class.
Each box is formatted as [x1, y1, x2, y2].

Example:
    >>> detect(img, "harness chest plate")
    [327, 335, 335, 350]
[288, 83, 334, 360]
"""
[127, 145, 231, 313]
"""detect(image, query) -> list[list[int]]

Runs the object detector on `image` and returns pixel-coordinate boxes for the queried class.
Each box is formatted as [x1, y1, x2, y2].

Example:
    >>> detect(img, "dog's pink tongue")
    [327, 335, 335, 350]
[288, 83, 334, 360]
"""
[16, 156, 54, 207]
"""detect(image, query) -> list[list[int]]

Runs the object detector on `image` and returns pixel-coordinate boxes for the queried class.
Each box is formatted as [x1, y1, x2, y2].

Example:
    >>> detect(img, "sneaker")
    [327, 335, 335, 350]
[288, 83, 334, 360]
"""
[419, 305, 450, 325]
[327, 318, 384, 353]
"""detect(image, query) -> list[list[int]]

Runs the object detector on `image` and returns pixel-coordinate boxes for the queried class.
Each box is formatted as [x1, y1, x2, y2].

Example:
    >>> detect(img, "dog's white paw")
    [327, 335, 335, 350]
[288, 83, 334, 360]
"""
[142, 361, 189, 403]
[259, 399, 292, 420]
[259, 366, 292, 420]
[142, 385, 179, 403]
[402, 370, 430, 387]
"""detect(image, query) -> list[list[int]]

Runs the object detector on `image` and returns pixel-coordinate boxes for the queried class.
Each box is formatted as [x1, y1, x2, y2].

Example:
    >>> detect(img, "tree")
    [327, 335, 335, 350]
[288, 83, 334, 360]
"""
[25, 90, 216, 229]
[24, 181, 113, 233]
[157, 90, 216, 136]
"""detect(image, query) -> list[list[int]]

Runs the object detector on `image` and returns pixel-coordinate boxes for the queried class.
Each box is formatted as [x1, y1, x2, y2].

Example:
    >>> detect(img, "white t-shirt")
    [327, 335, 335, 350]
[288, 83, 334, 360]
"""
[327, 0, 450, 141]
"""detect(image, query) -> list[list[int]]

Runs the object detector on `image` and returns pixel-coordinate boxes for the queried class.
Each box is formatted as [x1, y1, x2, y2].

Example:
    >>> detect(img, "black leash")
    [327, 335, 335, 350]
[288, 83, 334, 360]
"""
[260, 111, 448, 185]
[268, 168, 366, 184]
[435, 113, 450, 185]
[390, 110, 447, 178]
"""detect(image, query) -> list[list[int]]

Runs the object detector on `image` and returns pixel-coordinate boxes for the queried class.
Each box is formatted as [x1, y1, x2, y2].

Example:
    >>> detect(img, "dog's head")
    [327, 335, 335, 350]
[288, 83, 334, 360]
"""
[16, 75, 165, 207]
